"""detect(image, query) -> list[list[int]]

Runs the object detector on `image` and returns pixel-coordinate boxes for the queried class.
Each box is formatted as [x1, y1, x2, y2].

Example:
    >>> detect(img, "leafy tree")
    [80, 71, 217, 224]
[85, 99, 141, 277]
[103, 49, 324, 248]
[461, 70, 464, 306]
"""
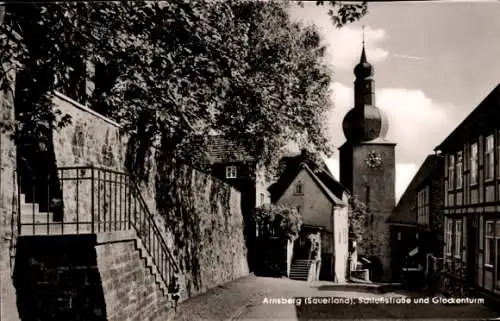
[254, 204, 302, 241]
[305, 1, 368, 28]
[0, 0, 367, 180]
[348, 196, 370, 243]
[214, 1, 335, 179]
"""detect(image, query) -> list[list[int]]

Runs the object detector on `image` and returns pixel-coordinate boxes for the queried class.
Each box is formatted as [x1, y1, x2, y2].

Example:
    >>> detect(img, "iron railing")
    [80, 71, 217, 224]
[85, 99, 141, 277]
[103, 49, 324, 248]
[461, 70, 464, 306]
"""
[17, 165, 179, 286]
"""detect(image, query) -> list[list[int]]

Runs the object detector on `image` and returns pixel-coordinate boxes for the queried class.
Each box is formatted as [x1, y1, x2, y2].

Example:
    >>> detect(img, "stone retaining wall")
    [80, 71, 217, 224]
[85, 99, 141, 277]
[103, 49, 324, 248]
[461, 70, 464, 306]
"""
[51, 92, 249, 302]
[95, 232, 174, 321]
[14, 235, 107, 321]
[0, 66, 20, 321]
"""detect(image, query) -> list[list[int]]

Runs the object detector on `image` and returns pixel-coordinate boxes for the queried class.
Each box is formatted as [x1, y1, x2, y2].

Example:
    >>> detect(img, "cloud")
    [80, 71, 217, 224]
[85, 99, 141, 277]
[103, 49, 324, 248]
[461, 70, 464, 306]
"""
[324, 83, 457, 199]
[393, 53, 427, 61]
[288, 4, 389, 70]
[326, 82, 455, 165]
[395, 163, 418, 202]
[327, 26, 389, 70]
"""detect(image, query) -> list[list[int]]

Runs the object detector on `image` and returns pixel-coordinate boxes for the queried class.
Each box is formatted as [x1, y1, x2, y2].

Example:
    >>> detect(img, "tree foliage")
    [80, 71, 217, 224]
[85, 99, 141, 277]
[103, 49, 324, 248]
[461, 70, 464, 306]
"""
[296, 1, 368, 28]
[0, 0, 367, 179]
[254, 204, 302, 241]
[348, 196, 370, 243]
[308, 232, 321, 260]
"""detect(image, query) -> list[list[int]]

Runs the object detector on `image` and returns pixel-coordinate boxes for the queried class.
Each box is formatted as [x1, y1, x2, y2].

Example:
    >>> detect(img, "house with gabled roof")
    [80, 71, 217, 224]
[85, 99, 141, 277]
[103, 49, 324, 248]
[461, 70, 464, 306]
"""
[268, 151, 350, 282]
[434, 83, 500, 299]
[388, 154, 444, 284]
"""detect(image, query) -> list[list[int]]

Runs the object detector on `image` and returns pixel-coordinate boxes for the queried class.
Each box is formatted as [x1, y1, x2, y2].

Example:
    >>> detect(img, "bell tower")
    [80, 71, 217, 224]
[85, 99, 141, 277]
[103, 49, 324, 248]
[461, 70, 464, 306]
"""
[339, 32, 396, 282]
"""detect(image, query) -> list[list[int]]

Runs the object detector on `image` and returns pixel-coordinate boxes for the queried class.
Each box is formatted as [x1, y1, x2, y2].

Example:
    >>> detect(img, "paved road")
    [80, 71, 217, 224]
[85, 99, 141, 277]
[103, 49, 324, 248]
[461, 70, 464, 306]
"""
[173, 275, 499, 321]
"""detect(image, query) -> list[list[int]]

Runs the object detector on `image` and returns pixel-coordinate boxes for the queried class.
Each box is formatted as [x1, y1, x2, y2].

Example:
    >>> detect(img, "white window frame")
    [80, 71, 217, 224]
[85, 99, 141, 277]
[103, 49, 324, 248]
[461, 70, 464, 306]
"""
[417, 186, 430, 226]
[416, 192, 420, 224]
[485, 220, 495, 267]
[448, 154, 455, 190]
[456, 151, 463, 188]
[294, 181, 303, 195]
[446, 219, 453, 256]
[425, 187, 430, 225]
[486, 135, 494, 181]
[471, 142, 478, 185]
[454, 219, 462, 259]
[496, 222, 500, 289]
[225, 165, 237, 179]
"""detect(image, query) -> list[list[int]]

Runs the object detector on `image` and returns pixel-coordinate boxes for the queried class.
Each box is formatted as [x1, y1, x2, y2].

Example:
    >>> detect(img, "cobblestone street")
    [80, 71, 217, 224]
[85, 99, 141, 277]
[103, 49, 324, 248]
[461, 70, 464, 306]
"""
[173, 275, 499, 321]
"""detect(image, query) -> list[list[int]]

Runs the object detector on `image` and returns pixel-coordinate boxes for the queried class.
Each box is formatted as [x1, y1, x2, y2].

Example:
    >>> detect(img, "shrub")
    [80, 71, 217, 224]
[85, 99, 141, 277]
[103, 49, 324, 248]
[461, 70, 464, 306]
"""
[254, 204, 302, 241]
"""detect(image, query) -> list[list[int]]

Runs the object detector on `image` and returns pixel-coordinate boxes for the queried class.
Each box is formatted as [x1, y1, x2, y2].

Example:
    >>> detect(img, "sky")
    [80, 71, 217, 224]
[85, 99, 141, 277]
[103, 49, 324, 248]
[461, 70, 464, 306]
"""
[288, 1, 500, 202]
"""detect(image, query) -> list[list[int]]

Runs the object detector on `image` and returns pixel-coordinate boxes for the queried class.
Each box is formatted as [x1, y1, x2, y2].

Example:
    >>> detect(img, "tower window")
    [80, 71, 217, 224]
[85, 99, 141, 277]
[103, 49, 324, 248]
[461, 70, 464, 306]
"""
[225, 165, 237, 179]
[294, 181, 303, 195]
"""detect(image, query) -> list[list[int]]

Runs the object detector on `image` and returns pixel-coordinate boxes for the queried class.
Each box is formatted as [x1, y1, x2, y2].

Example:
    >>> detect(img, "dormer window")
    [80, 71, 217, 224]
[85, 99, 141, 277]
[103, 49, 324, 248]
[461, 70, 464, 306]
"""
[294, 181, 303, 195]
[225, 165, 237, 179]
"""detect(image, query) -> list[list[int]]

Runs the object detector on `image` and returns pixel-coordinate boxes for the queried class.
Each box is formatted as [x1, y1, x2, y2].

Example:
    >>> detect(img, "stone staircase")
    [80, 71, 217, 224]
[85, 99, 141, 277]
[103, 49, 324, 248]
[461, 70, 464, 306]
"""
[18, 192, 172, 296]
[18, 193, 91, 235]
[19, 193, 60, 235]
[135, 237, 169, 295]
[289, 259, 313, 281]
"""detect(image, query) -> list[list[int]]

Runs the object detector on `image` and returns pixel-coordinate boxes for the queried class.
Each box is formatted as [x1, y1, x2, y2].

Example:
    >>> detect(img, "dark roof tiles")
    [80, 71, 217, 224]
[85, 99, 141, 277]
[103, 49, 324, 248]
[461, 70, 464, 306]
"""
[387, 154, 443, 225]
[193, 135, 254, 164]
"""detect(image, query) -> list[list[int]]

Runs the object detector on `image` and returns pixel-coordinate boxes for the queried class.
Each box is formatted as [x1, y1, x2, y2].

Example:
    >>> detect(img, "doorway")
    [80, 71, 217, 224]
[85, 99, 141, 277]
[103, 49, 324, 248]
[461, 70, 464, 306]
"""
[293, 234, 312, 261]
[467, 217, 477, 286]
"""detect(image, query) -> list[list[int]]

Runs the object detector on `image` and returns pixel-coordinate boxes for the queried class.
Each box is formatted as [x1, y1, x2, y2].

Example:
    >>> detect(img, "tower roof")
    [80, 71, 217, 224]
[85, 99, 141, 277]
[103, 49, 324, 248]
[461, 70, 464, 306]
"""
[354, 46, 374, 79]
[342, 41, 388, 143]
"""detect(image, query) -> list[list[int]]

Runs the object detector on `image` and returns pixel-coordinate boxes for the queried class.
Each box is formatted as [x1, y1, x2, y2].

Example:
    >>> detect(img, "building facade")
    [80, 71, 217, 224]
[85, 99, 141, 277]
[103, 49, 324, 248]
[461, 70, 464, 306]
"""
[435, 84, 500, 298]
[388, 154, 444, 286]
[196, 135, 271, 272]
[269, 153, 349, 282]
[339, 45, 396, 282]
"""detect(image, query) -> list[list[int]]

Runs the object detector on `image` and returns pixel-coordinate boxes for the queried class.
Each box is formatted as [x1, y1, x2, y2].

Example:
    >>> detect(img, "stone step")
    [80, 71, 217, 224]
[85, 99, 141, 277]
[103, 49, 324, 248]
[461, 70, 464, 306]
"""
[20, 212, 53, 224]
[291, 266, 311, 270]
[134, 238, 168, 295]
[291, 264, 310, 268]
[20, 202, 40, 215]
[20, 224, 63, 236]
[19, 223, 95, 236]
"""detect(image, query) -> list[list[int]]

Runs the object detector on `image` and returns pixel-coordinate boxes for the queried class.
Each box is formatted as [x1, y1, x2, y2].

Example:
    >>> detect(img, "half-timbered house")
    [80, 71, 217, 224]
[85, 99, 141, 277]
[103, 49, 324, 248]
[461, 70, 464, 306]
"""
[434, 84, 500, 299]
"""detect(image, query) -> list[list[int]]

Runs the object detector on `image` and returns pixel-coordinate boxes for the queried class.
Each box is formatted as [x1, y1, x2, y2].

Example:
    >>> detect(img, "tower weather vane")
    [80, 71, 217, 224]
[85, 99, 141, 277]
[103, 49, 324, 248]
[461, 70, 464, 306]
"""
[362, 25, 366, 47]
